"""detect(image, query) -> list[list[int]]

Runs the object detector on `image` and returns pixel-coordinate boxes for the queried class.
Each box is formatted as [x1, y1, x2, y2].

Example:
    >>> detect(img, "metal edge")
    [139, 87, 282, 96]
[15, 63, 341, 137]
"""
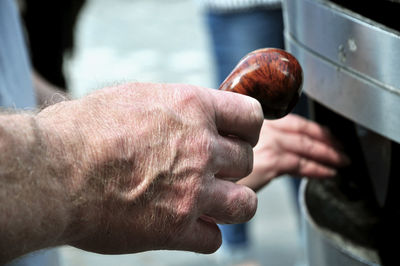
[299, 180, 381, 266]
[285, 32, 400, 143]
[283, 0, 400, 93]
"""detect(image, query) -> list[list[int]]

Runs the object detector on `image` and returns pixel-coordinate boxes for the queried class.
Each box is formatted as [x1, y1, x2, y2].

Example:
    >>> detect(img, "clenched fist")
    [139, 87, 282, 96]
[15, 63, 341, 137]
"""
[0, 82, 264, 262]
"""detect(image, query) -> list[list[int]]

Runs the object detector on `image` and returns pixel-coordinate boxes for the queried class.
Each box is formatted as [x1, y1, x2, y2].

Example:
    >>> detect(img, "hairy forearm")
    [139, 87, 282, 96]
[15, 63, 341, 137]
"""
[0, 83, 263, 259]
[0, 113, 71, 263]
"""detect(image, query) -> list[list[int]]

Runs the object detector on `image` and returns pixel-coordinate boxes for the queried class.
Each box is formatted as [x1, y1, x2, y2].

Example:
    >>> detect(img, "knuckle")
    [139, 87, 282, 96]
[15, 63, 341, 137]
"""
[196, 133, 216, 167]
[294, 115, 308, 131]
[175, 204, 193, 222]
[297, 157, 310, 173]
[244, 189, 258, 219]
[199, 229, 222, 254]
[176, 86, 208, 113]
[227, 140, 254, 177]
[227, 187, 257, 221]
[169, 198, 197, 231]
[187, 130, 215, 170]
[300, 135, 313, 152]
[248, 98, 264, 127]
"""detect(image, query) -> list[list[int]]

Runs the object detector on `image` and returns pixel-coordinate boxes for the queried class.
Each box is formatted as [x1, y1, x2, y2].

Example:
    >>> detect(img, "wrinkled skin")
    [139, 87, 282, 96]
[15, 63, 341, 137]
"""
[36, 82, 263, 254]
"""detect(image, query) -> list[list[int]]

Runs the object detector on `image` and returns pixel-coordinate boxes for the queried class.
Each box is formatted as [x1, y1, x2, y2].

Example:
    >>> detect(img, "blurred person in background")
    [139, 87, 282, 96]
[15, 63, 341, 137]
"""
[197, 0, 311, 264]
[19, 0, 86, 91]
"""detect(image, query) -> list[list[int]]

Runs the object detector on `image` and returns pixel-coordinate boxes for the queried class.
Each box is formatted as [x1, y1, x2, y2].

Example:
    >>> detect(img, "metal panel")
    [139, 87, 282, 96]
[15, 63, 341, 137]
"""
[284, 0, 400, 92]
[283, 0, 400, 143]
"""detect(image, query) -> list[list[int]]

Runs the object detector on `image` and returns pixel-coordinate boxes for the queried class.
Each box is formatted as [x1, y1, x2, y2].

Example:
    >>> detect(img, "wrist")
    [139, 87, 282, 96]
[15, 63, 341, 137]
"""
[0, 113, 72, 261]
[36, 102, 103, 244]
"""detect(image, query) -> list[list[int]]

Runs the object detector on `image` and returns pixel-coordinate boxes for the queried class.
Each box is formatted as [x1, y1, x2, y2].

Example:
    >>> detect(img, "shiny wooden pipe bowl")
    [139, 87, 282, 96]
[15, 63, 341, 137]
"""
[219, 48, 303, 119]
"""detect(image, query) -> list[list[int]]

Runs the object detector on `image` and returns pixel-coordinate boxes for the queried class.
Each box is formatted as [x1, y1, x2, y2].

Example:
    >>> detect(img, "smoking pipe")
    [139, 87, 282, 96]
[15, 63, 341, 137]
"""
[219, 48, 303, 119]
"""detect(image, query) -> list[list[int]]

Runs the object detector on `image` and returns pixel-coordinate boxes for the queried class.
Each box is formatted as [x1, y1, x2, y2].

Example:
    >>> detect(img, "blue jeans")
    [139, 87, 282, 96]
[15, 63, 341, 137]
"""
[206, 7, 285, 247]
[6, 249, 60, 266]
[206, 8, 284, 86]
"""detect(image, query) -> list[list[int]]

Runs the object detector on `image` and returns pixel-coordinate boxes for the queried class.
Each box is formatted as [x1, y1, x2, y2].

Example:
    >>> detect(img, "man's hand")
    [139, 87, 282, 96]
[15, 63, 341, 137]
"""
[0, 82, 263, 262]
[238, 114, 350, 191]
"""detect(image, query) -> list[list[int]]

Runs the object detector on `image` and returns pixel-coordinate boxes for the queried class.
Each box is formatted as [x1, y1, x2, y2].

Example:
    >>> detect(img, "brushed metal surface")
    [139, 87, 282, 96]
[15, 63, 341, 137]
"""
[284, 0, 400, 92]
[283, 0, 400, 144]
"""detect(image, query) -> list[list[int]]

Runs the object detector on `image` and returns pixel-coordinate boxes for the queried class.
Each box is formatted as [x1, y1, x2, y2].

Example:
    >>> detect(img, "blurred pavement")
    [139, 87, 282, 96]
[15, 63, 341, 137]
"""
[60, 0, 303, 265]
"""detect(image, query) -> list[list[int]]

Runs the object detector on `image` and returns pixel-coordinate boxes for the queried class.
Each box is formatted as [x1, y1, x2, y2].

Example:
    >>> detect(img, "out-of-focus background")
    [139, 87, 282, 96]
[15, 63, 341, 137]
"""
[55, 0, 302, 265]
[65, 0, 216, 97]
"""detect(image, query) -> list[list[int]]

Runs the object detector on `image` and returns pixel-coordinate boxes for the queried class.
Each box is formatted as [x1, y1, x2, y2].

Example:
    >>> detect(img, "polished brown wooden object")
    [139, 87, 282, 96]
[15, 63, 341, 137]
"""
[219, 48, 303, 119]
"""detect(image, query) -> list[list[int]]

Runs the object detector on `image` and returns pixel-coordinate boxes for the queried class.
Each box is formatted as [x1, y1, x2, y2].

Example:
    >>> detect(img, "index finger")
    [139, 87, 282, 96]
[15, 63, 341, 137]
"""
[209, 89, 264, 147]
